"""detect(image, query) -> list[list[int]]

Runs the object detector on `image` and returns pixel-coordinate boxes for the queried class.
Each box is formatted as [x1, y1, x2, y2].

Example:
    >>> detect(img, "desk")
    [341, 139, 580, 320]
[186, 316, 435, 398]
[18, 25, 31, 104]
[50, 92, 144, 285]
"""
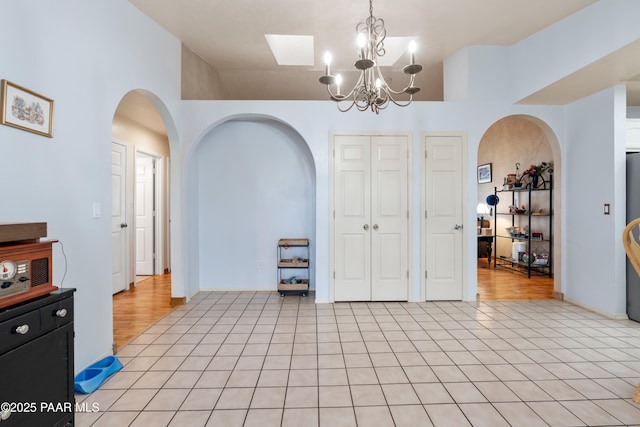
[478, 235, 493, 265]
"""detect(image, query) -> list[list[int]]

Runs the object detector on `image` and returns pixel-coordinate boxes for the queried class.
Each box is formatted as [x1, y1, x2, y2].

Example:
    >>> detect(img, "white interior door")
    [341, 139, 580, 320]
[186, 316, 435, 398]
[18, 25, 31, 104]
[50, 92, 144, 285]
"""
[425, 134, 464, 300]
[371, 136, 408, 301]
[135, 154, 155, 276]
[334, 135, 371, 301]
[334, 134, 409, 301]
[111, 142, 127, 294]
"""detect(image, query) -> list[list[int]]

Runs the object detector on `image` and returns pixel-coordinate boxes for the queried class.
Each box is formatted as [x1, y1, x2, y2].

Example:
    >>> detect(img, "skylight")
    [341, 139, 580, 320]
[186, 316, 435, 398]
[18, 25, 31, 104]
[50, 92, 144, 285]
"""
[265, 34, 314, 66]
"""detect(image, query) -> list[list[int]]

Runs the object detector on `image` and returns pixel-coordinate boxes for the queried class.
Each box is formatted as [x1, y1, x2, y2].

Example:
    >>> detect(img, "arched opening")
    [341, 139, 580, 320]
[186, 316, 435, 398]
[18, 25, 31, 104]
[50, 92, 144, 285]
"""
[185, 116, 317, 297]
[110, 89, 177, 351]
[476, 115, 562, 300]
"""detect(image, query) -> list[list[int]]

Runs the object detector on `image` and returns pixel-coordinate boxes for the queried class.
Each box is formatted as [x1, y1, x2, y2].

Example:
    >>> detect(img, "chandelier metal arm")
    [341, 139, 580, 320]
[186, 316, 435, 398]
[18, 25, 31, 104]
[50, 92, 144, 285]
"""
[373, 67, 417, 96]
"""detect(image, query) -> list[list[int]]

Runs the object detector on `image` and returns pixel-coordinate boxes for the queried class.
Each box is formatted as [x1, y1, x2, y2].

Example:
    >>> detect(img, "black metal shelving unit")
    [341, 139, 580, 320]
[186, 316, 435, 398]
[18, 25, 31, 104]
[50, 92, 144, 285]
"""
[493, 175, 553, 278]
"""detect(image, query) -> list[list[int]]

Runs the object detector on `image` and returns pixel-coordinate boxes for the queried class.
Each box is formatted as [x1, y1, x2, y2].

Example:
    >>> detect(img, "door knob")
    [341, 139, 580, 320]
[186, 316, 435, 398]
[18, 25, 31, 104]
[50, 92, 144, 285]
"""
[363, 224, 369, 231]
[120, 223, 128, 228]
[373, 224, 379, 230]
[454, 224, 463, 230]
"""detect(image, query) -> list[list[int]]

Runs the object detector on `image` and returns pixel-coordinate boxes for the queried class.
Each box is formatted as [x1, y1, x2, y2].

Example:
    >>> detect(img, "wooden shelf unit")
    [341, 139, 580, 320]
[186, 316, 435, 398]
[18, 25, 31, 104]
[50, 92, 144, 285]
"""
[277, 238, 310, 297]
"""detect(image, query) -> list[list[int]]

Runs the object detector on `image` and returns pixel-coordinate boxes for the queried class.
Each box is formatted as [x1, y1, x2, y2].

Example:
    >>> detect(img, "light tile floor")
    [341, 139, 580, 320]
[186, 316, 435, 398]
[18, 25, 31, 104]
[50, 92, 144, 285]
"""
[76, 292, 640, 426]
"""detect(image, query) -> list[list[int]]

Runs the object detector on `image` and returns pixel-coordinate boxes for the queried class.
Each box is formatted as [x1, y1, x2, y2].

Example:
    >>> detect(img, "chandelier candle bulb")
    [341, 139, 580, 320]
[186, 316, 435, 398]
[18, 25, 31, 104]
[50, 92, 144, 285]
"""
[358, 33, 366, 60]
[336, 74, 342, 96]
[408, 40, 417, 65]
[324, 51, 332, 76]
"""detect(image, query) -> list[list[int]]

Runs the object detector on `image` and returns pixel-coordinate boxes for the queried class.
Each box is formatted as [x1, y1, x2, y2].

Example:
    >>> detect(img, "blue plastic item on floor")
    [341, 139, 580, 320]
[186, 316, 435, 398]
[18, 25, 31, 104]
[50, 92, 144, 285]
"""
[74, 355, 123, 394]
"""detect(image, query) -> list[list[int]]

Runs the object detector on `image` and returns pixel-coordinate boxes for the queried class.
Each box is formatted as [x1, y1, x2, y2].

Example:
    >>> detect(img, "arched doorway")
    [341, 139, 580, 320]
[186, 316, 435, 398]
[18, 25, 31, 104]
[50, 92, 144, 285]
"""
[184, 116, 316, 297]
[476, 115, 561, 300]
[110, 89, 175, 351]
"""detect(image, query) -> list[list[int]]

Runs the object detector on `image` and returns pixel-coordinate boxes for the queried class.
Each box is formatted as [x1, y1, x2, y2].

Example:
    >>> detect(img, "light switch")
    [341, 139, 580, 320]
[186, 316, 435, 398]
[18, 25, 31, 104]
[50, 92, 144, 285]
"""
[93, 202, 101, 219]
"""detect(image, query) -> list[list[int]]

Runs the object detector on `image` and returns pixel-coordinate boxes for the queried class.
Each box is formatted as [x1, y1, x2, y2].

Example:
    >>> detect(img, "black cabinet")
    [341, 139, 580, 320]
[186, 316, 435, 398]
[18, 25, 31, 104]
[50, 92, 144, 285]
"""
[0, 289, 75, 427]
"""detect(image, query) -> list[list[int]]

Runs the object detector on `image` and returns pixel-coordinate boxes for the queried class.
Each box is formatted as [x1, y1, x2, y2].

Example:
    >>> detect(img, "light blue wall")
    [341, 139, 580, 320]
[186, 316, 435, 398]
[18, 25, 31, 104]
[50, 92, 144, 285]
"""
[563, 86, 627, 316]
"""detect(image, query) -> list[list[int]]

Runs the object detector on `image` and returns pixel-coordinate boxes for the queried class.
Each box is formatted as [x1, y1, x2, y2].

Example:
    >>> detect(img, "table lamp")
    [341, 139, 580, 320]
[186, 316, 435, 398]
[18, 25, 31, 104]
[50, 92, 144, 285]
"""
[477, 202, 490, 222]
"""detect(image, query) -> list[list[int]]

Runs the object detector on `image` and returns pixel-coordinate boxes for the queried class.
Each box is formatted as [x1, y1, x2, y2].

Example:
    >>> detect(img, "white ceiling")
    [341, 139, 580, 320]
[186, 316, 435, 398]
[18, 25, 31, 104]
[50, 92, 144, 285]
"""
[121, 0, 640, 135]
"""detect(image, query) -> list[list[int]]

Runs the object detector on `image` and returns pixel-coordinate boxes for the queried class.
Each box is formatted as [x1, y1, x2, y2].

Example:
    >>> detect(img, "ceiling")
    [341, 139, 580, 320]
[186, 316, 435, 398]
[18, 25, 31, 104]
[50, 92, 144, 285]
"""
[121, 0, 640, 135]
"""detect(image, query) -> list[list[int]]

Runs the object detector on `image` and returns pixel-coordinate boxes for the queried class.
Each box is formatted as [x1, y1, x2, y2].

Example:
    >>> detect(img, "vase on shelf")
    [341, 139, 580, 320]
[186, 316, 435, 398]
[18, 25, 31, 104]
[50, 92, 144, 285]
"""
[531, 174, 539, 189]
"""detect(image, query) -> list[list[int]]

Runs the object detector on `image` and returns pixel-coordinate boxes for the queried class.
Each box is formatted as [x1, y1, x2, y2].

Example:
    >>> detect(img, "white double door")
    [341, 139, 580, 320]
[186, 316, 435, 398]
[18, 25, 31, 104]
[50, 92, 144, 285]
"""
[334, 134, 409, 301]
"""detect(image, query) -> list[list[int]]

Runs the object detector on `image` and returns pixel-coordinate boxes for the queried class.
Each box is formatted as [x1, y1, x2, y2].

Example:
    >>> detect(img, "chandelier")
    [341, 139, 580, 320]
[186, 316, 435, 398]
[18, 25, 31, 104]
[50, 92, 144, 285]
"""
[318, 0, 423, 114]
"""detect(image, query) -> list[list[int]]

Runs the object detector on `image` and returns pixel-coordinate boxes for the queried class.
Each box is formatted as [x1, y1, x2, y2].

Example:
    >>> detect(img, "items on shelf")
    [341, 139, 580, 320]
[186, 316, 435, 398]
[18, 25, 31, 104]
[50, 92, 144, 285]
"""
[501, 161, 554, 190]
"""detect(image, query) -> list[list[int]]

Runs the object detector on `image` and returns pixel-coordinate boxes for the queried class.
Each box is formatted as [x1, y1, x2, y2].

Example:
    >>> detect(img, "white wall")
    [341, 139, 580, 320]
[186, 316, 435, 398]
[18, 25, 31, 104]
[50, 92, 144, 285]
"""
[563, 86, 627, 316]
[444, 46, 512, 103]
[1, 0, 181, 373]
[443, 48, 469, 102]
[511, 0, 640, 103]
[193, 119, 315, 291]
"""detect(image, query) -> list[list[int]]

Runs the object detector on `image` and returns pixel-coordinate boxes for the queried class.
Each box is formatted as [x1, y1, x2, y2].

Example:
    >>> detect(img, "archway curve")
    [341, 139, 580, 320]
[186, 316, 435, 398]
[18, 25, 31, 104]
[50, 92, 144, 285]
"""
[183, 114, 317, 298]
[476, 114, 562, 299]
[183, 113, 317, 172]
[118, 88, 180, 152]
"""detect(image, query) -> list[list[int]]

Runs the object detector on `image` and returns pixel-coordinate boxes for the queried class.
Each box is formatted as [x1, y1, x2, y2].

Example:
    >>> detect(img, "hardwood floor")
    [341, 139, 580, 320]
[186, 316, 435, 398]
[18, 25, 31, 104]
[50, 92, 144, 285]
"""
[477, 258, 554, 300]
[112, 273, 179, 352]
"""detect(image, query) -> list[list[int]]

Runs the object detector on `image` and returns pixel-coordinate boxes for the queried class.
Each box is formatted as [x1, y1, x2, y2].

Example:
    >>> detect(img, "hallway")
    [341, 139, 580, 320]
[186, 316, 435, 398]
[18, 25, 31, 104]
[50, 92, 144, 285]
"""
[113, 274, 179, 352]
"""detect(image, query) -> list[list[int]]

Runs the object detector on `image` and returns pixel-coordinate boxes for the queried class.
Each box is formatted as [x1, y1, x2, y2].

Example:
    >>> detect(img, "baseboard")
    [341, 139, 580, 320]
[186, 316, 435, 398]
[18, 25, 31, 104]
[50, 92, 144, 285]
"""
[551, 291, 564, 300]
[563, 296, 629, 320]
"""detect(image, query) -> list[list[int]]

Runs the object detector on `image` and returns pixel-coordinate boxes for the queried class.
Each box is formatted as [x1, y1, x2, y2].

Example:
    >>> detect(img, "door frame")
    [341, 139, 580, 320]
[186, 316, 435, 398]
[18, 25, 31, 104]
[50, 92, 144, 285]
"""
[134, 146, 165, 282]
[329, 131, 414, 302]
[421, 132, 468, 301]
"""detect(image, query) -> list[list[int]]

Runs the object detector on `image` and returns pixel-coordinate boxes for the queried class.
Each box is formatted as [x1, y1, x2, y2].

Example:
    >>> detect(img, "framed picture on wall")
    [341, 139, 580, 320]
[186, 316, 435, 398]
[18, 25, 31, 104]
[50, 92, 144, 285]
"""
[0, 79, 54, 138]
[477, 163, 492, 184]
